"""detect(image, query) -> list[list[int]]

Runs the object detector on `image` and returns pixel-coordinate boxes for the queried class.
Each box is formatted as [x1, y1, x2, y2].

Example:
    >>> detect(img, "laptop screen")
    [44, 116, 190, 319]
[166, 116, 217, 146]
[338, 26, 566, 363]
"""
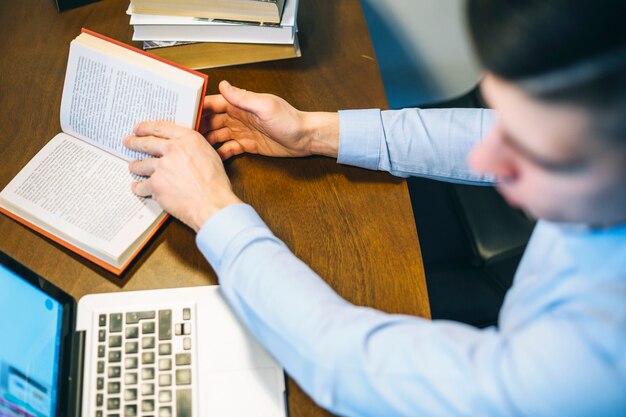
[0, 263, 64, 417]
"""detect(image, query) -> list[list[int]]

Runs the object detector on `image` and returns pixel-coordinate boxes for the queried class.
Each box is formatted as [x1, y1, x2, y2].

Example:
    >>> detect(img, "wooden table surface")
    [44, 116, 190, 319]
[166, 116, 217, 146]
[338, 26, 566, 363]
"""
[0, 0, 430, 415]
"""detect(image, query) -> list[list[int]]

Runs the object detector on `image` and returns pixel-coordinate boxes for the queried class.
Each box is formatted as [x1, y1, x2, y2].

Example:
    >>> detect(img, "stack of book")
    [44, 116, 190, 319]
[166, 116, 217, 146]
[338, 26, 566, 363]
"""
[127, 0, 300, 70]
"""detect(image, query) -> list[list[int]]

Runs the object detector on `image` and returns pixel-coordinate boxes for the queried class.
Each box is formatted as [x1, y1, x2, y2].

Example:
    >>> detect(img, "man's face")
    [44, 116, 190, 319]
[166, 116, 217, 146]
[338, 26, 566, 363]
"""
[469, 74, 626, 226]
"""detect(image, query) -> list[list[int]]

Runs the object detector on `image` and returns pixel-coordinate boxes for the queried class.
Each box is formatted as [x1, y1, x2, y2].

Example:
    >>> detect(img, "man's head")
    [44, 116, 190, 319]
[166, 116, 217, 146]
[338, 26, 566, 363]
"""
[465, 0, 626, 226]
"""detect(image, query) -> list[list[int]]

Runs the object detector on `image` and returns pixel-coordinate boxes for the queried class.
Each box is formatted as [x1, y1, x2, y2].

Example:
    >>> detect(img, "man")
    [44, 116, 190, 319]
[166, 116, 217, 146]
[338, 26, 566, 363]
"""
[123, 1, 626, 416]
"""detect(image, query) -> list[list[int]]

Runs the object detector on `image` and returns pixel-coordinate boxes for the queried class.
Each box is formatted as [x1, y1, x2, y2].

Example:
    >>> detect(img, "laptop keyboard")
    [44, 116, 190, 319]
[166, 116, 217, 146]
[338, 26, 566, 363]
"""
[94, 308, 194, 417]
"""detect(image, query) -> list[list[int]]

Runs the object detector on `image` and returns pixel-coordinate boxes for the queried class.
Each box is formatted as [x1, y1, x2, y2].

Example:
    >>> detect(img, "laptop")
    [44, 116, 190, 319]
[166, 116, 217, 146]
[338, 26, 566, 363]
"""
[0, 251, 287, 417]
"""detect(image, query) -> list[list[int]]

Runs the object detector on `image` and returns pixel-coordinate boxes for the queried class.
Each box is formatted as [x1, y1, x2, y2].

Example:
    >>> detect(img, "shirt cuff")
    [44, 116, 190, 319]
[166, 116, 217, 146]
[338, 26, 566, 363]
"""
[195, 203, 269, 273]
[337, 109, 383, 171]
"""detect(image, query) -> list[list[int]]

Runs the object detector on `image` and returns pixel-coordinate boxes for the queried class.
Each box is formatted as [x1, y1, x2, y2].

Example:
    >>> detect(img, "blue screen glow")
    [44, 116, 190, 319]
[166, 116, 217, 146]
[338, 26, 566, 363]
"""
[0, 264, 63, 417]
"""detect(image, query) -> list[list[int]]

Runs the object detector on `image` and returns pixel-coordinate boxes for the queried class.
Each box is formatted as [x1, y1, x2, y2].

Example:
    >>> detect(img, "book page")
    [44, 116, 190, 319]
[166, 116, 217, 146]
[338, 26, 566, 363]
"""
[60, 34, 203, 162]
[0, 133, 163, 261]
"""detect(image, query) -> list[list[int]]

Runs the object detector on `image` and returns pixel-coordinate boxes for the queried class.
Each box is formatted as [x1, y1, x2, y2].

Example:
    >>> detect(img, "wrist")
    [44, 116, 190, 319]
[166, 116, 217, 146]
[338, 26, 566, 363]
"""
[190, 191, 243, 233]
[302, 112, 339, 158]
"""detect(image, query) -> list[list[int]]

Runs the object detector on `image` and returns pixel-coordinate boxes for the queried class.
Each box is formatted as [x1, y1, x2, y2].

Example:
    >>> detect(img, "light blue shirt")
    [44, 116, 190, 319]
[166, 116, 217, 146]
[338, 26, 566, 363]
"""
[196, 108, 626, 417]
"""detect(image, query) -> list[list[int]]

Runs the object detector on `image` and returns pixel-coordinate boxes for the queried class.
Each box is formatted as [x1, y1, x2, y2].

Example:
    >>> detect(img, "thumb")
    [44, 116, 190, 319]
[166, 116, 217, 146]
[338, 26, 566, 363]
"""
[219, 80, 264, 114]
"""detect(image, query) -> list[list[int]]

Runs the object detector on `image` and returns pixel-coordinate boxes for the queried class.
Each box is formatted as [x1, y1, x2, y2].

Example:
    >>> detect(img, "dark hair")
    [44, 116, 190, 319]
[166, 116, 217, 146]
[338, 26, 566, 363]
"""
[466, 0, 626, 144]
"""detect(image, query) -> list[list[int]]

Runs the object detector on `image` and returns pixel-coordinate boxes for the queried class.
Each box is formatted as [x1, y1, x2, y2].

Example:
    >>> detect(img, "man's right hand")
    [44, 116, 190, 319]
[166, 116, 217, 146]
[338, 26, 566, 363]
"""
[202, 80, 339, 160]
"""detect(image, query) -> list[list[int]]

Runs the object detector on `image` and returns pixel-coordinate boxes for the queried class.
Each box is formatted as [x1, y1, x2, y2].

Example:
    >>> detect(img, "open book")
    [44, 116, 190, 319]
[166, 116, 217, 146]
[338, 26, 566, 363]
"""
[0, 29, 208, 275]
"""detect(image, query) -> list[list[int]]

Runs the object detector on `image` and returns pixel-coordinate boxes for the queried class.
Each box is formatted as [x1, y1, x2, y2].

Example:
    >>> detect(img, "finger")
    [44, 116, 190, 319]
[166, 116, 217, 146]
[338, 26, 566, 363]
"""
[124, 135, 168, 157]
[206, 113, 230, 131]
[219, 80, 266, 114]
[199, 109, 216, 133]
[217, 140, 245, 160]
[128, 158, 158, 177]
[134, 120, 189, 139]
[206, 127, 231, 145]
[203, 94, 229, 113]
[131, 179, 152, 198]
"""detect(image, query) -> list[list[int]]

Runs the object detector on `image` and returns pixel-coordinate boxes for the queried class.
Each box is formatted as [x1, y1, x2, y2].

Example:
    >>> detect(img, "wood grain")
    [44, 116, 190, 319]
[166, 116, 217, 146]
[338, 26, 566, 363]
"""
[0, 1, 430, 415]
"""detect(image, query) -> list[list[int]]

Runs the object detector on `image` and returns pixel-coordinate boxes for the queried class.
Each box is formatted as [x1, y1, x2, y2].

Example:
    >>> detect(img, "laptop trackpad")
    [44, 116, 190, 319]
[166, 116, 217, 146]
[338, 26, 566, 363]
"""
[204, 368, 284, 416]
[198, 288, 286, 416]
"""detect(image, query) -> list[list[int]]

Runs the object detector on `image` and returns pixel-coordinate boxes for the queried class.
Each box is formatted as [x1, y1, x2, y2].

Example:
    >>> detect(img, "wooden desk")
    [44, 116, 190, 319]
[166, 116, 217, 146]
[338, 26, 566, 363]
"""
[0, 0, 429, 415]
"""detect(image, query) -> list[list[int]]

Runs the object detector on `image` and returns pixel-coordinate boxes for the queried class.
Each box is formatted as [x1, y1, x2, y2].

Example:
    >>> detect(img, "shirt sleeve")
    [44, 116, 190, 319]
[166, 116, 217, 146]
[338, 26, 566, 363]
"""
[196, 204, 585, 417]
[337, 108, 497, 184]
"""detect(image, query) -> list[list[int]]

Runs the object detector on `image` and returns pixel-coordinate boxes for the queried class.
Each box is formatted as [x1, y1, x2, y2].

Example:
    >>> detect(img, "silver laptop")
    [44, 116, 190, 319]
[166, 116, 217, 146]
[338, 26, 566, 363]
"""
[0, 251, 287, 417]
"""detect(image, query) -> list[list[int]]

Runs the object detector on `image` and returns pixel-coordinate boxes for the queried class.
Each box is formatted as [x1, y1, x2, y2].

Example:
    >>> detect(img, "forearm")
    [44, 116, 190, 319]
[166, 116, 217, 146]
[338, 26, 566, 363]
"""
[195, 204, 516, 417]
[338, 108, 498, 184]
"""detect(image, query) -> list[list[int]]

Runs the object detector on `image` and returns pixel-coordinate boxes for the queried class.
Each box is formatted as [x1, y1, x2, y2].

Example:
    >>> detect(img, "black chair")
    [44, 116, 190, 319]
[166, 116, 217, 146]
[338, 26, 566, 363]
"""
[407, 86, 535, 327]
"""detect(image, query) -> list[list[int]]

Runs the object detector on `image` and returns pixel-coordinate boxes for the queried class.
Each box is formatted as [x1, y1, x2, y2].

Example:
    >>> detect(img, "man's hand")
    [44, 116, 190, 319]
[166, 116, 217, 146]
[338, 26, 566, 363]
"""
[203, 80, 340, 160]
[124, 121, 242, 232]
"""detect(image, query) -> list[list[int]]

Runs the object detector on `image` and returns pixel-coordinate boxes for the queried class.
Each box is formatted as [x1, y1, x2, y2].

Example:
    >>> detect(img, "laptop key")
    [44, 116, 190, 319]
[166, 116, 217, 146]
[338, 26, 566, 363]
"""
[126, 310, 156, 324]
[175, 353, 191, 366]
[109, 313, 122, 333]
[124, 388, 137, 401]
[142, 336, 155, 349]
[109, 335, 122, 348]
[107, 398, 120, 410]
[182, 323, 191, 335]
[142, 321, 156, 334]
[97, 377, 104, 390]
[158, 310, 172, 340]
[96, 411, 103, 417]
[126, 326, 139, 339]
[97, 361, 105, 374]
[142, 400, 155, 412]
[124, 372, 138, 385]
[142, 383, 155, 396]
[183, 308, 191, 321]
[140, 310, 156, 319]
[158, 406, 172, 417]
[98, 329, 106, 342]
[159, 358, 172, 371]
[143, 352, 155, 365]
[99, 314, 106, 327]
[158, 343, 171, 356]
[124, 404, 137, 417]
[176, 369, 191, 386]
[108, 350, 122, 363]
[96, 393, 103, 407]
[108, 366, 121, 378]
[125, 356, 138, 369]
[158, 390, 172, 403]
[125, 341, 138, 354]
[142, 367, 155, 380]
[98, 345, 105, 358]
[176, 389, 192, 417]
[183, 338, 191, 351]
[158, 374, 172, 387]
[126, 312, 139, 324]
[108, 381, 121, 394]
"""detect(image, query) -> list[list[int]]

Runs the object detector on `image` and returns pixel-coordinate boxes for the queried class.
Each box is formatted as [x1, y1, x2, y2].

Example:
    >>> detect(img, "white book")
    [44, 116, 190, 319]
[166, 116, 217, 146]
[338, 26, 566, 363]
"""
[128, 0, 298, 43]
[133, 20, 296, 43]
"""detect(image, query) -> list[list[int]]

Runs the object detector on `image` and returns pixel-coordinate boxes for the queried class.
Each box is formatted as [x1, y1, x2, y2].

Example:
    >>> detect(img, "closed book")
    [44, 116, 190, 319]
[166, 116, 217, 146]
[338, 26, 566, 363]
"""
[130, 0, 285, 24]
[129, 0, 297, 43]
[132, 18, 296, 44]
[145, 36, 301, 70]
